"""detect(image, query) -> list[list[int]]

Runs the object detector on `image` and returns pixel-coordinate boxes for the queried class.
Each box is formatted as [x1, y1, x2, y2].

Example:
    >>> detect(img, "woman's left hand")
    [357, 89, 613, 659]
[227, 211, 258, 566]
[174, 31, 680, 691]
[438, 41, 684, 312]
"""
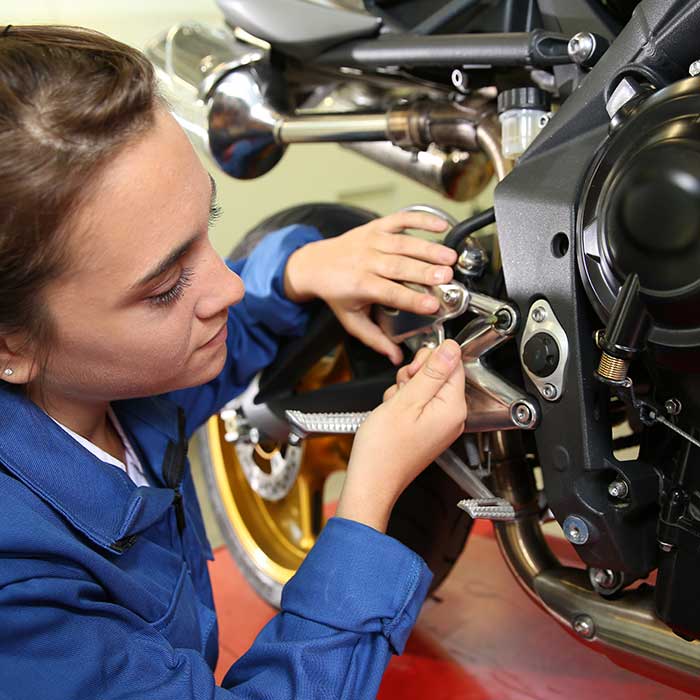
[283, 211, 456, 364]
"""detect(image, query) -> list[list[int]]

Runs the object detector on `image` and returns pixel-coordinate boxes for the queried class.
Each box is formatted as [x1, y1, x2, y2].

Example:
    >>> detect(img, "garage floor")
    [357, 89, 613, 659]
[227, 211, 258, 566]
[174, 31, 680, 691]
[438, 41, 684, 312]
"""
[207, 519, 698, 699]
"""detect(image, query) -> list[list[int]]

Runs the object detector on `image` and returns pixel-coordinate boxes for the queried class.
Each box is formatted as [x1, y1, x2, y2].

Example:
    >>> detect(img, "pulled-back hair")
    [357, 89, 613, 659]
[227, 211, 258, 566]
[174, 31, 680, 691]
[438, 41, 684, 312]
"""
[0, 25, 159, 356]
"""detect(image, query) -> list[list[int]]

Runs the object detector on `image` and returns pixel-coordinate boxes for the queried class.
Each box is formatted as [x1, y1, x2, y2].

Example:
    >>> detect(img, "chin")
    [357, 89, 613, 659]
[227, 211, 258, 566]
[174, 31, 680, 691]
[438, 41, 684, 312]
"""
[183, 346, 229, 390]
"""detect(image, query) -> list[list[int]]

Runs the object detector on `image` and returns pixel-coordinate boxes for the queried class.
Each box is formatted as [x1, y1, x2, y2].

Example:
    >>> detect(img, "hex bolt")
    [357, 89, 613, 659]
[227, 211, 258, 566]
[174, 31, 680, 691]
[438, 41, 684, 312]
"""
[665, 398, 682, 416]
[563, 515, 590, 545]
[591, 568, 615, 589]
[531, 305, 548, 323]
[608, 480, 629, 499]
[567, 33, 595, 64]
[542, 383, 558, 400]
[442, 288, 460, 306]
[287, 432, 302, 447]
[513, 403, 532, 426]
[572, 614, 596, 639]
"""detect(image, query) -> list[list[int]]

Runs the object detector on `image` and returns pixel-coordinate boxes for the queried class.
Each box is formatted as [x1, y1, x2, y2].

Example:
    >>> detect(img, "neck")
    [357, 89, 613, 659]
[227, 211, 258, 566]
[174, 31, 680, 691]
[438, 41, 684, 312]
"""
[28, 387, 123, 461]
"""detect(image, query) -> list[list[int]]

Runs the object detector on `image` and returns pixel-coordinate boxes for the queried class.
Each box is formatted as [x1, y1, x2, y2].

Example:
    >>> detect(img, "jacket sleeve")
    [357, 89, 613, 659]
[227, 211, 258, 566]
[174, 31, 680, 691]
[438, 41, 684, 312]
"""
[165, 224, 323, 437]
[0, 518, 432, 700]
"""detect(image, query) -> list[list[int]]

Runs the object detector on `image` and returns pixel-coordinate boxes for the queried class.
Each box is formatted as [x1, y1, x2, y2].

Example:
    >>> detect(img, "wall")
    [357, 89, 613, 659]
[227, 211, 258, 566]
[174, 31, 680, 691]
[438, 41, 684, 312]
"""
[4, 1, 494, 255]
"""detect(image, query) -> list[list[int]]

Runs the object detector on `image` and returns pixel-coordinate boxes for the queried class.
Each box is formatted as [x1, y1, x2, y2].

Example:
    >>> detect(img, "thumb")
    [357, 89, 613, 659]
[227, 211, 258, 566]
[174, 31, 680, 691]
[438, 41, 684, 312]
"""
[400, 339, 461, 407]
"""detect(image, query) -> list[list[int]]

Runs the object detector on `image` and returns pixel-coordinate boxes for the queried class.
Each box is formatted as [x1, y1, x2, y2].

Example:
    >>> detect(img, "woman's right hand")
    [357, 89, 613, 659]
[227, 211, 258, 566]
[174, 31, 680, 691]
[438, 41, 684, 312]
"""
[336, 339, 467, 533]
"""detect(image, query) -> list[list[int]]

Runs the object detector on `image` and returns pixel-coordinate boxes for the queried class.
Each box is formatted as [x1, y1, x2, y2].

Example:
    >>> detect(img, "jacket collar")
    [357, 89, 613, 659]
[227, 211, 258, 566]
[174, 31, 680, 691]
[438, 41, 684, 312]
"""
[0, 386, 183, 554]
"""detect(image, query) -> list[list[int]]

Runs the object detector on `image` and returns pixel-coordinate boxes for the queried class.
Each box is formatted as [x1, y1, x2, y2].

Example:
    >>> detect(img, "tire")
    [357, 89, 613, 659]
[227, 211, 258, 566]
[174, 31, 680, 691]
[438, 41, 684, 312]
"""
[198, 202, 472, 607]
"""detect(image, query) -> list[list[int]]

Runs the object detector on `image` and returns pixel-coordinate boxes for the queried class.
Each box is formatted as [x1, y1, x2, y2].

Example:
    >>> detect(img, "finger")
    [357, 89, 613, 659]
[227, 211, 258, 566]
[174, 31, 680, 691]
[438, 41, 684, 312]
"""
[407, 346, 432, 377]
[370, 278, 440, 314]
[375, 230, 457, 266]
[379, 211, 450, 235]
[373, 252, 454, 286]
[341, 311, 404, 365]
[383, 384, 399, 402]
[396, 364, 413, 386]
[400, 339, 462, 408]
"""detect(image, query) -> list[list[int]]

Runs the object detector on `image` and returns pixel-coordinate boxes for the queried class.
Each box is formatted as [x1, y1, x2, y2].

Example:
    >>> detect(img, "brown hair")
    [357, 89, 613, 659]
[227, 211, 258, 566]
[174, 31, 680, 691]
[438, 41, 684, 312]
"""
[0, 25, 160, 364]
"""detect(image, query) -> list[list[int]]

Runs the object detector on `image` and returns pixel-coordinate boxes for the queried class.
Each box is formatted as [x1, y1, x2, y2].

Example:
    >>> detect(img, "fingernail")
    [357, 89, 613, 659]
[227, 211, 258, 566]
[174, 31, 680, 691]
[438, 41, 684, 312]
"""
[438, 341, 459, 362]
[433, 268, 447, 282]
[440, 249, 457, 264]
[422, 296, 439, 312]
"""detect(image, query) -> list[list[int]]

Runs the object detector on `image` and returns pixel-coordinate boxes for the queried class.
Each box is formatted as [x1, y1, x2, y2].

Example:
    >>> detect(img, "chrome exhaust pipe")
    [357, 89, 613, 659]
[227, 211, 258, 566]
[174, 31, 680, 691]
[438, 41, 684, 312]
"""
[490, 434, 700, 694]
[146, 22, 501, 191]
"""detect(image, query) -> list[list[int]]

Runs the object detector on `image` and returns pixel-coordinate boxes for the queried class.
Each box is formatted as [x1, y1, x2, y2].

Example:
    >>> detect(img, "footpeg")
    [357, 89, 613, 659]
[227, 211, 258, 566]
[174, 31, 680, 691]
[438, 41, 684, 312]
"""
[286, 410, 370, 438]
[458, 497, 515, 521]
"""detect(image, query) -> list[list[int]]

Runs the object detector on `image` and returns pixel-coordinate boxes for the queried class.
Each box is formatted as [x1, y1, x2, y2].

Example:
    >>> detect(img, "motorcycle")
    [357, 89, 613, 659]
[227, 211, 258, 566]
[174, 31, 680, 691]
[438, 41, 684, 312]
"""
[146, 0, 700, 693]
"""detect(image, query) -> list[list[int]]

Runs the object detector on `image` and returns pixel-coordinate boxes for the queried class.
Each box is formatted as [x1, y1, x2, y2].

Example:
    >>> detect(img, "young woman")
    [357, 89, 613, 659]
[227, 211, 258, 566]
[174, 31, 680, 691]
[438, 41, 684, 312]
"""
[0, 25, 467, 699]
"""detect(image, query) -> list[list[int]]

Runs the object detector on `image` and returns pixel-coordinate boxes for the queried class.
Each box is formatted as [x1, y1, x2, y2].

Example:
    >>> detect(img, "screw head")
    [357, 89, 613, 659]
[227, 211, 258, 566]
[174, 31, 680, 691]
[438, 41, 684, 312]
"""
[514, 404, 531, 425]
[442, 289, 460, 306]
[287, 433, 302, 446]
[608, 480, 629, 499]
[591, 568, 614, 588]
[567, 32, 595, 64]
[665, 398, 682, 416]
[572, 614, 595, 639]
[659, 541, 674, 553]
[511, 402, 536, 429]
[563, 515, 590, 545]
[248, 427, 260, 445]
[531, 305, 547, 323]
[542, 383, 558, 400]
[690, 59, 700, 77]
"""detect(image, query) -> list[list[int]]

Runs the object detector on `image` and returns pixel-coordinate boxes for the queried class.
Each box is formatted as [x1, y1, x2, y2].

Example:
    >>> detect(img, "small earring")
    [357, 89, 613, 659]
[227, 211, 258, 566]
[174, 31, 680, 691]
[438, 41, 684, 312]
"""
[3, 368, 13, 377]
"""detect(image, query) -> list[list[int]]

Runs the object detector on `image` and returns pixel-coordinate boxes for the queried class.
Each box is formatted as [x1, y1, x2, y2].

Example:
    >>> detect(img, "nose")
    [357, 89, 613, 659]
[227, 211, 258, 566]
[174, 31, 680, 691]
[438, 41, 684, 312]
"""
[194, 251, 245, 320]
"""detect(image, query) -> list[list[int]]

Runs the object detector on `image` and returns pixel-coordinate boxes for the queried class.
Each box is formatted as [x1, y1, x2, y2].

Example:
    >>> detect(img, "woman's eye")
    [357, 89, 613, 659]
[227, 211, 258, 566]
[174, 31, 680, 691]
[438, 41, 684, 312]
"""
[147, 267, 194, 308]
[209, 201, 223, 226]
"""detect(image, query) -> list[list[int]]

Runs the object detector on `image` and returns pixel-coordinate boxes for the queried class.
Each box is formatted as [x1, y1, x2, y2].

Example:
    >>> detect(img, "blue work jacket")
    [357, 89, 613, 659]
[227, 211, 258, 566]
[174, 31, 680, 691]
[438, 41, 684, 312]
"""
[0, 225, 433, 700]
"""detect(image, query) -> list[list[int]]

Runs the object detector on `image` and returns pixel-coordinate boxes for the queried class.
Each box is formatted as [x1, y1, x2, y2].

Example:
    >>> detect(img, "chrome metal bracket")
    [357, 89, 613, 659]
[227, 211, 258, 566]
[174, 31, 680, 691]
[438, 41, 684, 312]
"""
[459, 292, 540, 432]
[374, 280, 470, 349]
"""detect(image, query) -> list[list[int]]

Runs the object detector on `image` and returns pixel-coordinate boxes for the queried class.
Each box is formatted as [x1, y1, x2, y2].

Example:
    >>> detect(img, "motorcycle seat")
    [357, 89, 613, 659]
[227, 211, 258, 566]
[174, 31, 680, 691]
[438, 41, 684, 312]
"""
[216, 0, 382, 61]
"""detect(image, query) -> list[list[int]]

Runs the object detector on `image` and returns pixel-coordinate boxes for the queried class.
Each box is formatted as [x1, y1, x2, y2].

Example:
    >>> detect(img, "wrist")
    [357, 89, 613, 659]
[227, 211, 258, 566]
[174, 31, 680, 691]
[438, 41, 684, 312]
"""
[283, 241, 319, 303]
[335, 475, 397, 533]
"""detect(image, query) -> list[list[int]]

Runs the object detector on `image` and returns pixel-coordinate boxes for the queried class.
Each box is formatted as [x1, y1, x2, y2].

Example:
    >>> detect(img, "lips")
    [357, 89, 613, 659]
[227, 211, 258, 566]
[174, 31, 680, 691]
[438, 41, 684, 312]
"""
[201, 318, 228, 348]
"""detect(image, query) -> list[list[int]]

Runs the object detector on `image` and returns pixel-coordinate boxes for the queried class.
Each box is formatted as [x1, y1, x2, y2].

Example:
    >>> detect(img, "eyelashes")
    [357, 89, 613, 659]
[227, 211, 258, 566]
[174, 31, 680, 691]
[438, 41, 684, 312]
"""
[148, 266, 194, 308]
[147, 201, 222, 308]
[209, 201, 223, 226]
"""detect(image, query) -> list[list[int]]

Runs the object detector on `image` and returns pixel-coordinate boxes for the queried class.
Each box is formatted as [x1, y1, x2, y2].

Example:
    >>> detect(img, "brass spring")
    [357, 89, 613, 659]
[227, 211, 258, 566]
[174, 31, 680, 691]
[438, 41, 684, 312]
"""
[598, 352, 629, 382]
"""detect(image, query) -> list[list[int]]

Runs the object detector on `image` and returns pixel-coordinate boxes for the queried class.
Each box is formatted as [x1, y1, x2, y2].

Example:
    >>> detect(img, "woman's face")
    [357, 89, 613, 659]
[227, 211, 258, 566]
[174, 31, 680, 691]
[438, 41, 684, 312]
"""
[30, 108, 244, 404]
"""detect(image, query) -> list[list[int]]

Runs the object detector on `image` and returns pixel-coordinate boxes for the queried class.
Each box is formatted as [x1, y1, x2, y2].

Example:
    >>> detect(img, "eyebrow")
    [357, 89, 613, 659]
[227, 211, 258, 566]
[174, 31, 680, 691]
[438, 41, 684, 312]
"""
[131, 174, 217, 290]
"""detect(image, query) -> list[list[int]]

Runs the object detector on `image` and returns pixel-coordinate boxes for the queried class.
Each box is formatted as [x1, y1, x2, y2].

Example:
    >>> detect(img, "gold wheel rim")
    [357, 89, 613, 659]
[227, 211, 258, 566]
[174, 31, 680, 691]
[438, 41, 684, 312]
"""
[207, 349, 353, 586]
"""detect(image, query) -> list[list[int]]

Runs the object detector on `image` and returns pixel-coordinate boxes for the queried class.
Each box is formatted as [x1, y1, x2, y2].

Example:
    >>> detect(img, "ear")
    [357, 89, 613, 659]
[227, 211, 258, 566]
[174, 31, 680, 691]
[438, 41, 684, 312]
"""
[0, 333, 40, 385]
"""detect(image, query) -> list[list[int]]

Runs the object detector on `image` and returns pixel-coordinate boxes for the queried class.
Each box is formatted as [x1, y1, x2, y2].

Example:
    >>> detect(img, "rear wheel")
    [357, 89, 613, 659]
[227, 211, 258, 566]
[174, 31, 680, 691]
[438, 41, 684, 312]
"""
[197, 203, 472, 607]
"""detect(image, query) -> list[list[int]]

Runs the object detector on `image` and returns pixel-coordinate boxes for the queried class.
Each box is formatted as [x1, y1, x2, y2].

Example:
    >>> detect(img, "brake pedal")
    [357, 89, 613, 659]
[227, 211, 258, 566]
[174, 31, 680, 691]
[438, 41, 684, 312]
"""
[458, 497, 515, 521]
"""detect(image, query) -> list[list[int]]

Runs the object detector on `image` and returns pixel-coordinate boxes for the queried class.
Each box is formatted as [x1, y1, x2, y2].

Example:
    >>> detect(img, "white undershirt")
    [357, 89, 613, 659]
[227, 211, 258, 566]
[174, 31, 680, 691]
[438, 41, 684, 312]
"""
[50, 406, 149, 487]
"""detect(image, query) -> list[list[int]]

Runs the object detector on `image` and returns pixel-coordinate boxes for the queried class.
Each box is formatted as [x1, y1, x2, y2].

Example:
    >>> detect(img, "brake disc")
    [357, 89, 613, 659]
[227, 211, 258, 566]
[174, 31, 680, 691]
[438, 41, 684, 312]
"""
[234, 440, 303, 502]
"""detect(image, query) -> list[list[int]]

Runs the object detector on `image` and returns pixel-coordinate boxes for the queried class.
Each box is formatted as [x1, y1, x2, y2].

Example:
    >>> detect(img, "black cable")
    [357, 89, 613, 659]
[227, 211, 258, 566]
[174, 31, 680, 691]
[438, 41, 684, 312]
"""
[444, 207, 495, 251]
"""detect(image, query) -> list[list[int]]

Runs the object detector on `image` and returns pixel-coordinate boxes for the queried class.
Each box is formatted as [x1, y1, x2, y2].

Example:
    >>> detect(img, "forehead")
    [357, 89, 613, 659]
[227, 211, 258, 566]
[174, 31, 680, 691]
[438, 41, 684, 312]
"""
[66, 109, 209, 280]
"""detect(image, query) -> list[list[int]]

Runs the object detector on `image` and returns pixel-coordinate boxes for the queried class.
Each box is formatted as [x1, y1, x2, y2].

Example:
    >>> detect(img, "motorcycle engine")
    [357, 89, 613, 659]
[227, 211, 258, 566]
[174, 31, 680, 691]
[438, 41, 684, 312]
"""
[577, 76, 700, 639]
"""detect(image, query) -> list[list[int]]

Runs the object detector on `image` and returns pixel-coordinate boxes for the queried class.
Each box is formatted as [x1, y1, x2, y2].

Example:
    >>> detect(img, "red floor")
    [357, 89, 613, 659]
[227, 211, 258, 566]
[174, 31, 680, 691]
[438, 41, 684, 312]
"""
[208, 522, 699, 699]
